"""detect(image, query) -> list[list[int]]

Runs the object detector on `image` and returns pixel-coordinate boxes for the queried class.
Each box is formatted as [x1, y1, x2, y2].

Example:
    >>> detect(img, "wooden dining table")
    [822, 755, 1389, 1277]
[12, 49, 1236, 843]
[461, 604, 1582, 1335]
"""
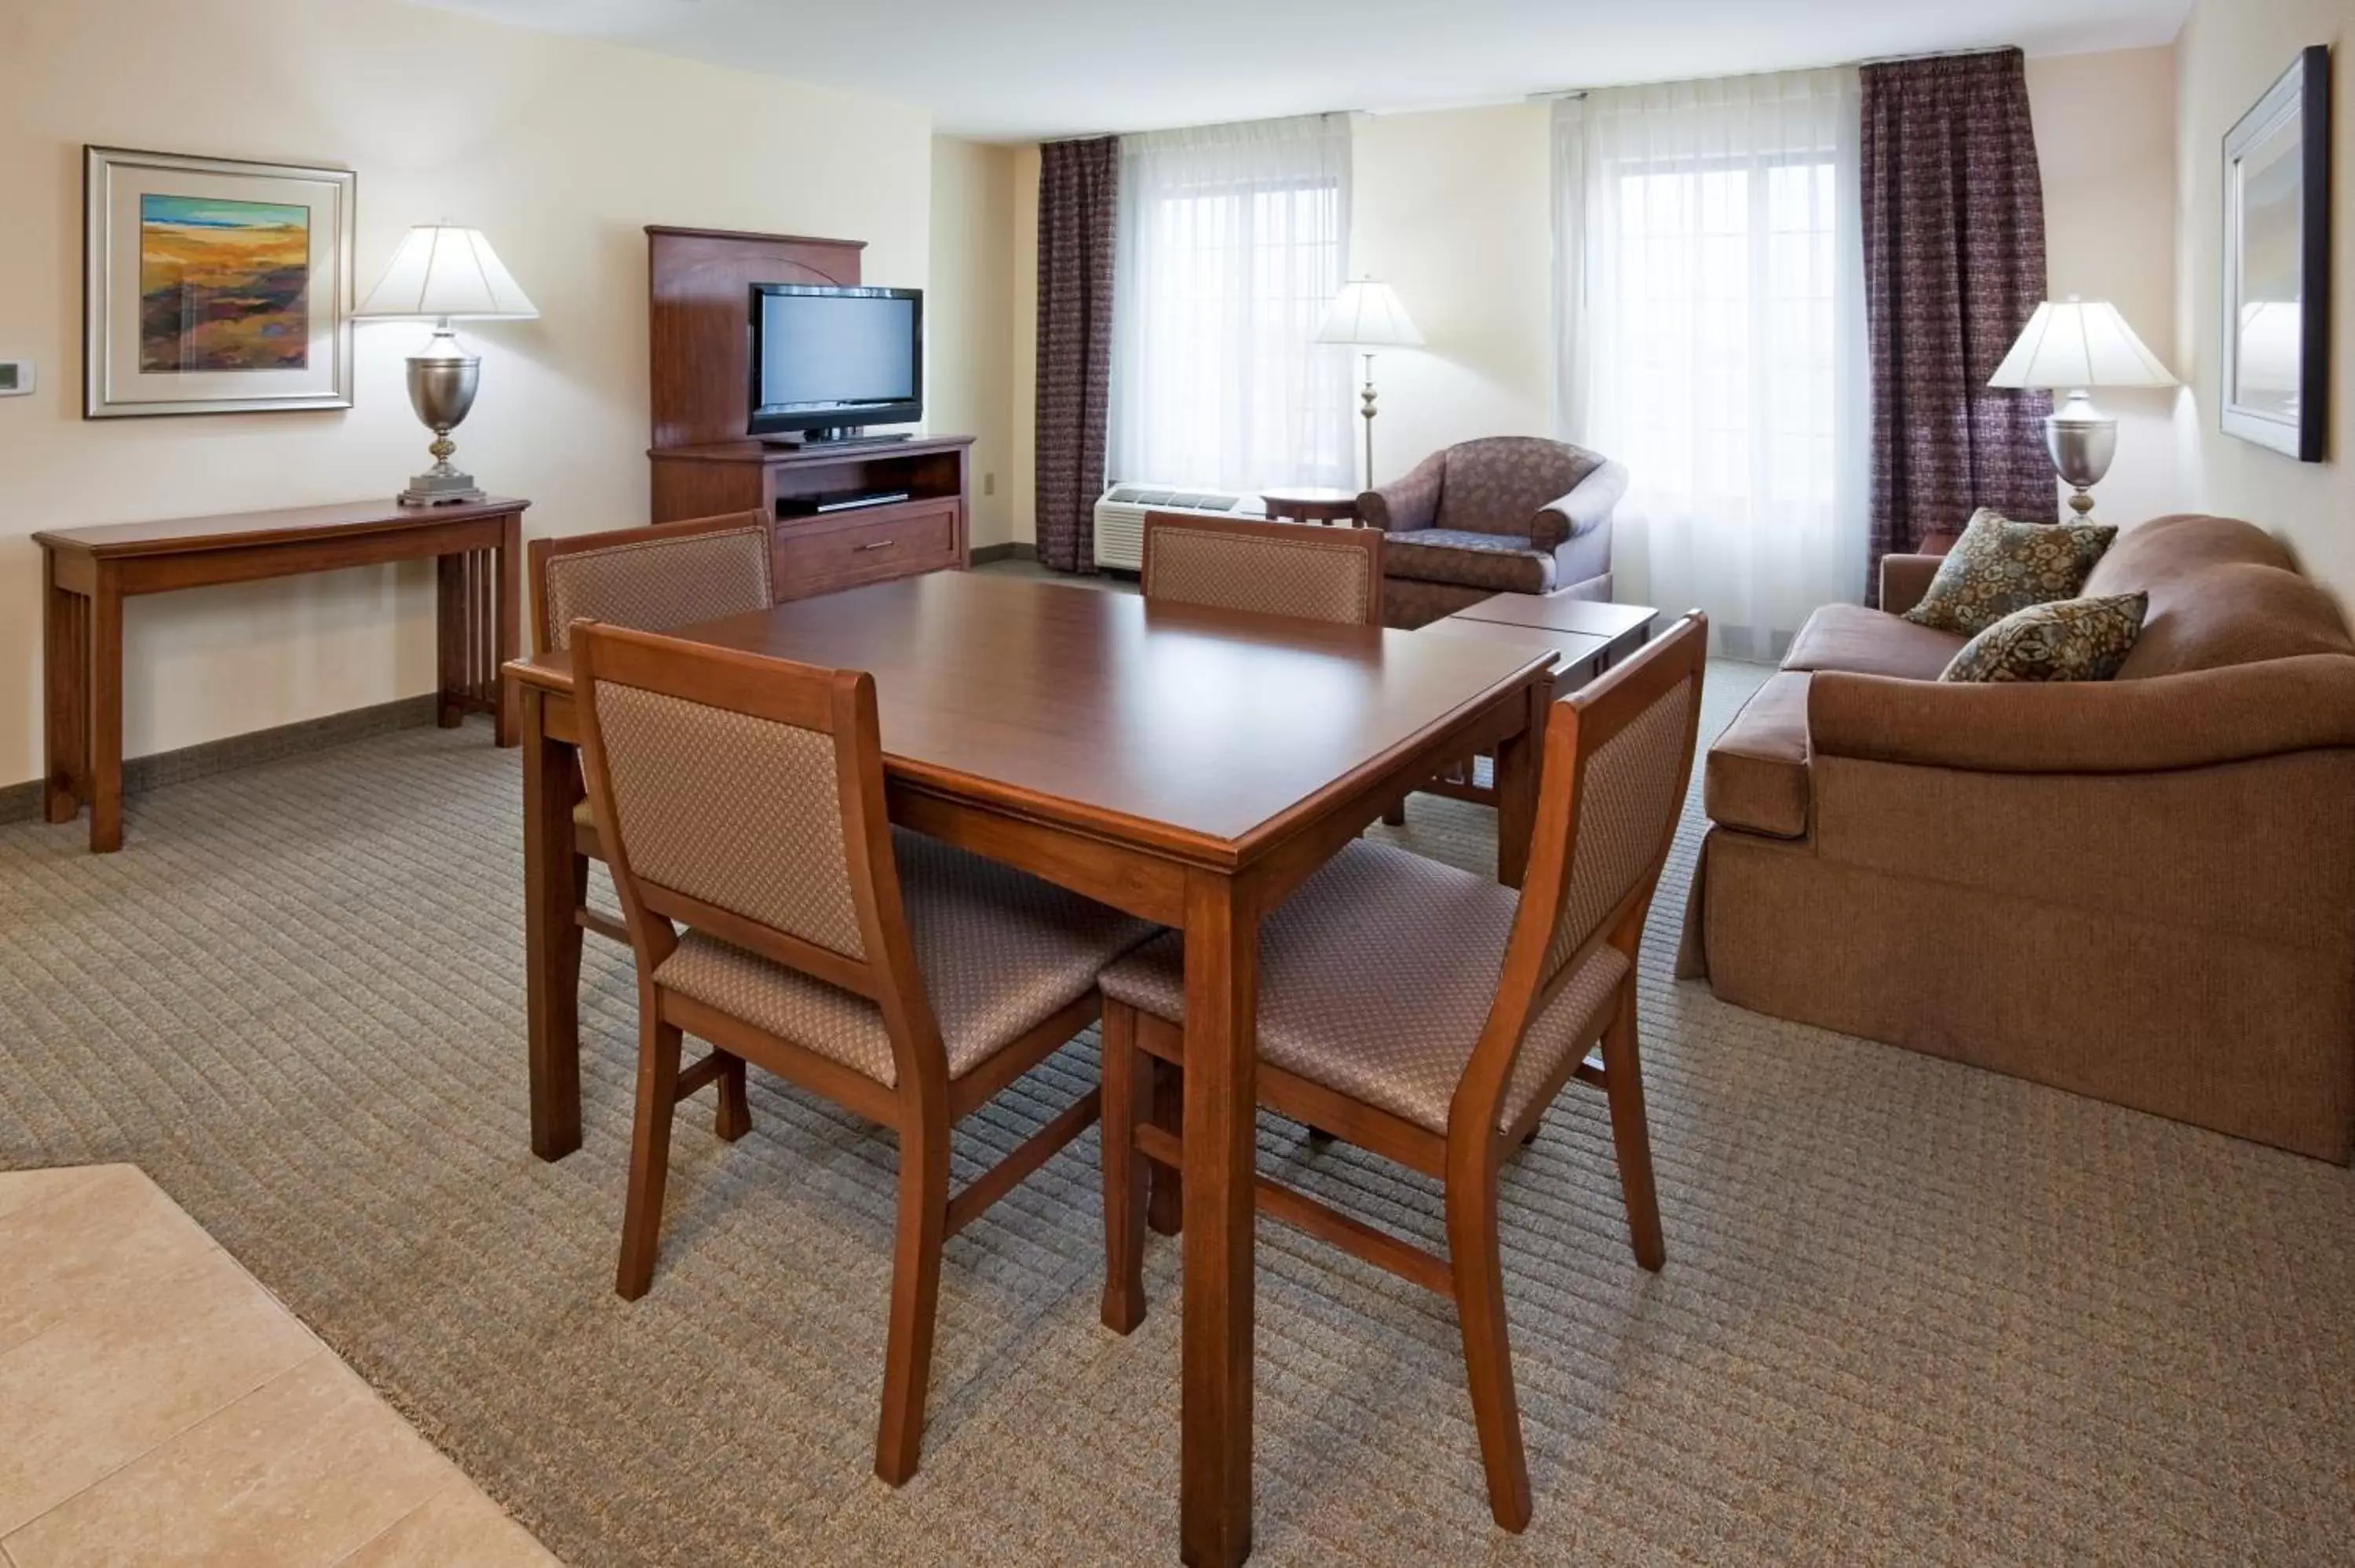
[502, 569, 1554, 1565]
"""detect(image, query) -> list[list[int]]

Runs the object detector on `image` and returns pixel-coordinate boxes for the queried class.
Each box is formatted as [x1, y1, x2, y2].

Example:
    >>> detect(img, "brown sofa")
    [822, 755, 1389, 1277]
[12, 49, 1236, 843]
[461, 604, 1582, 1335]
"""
[1360, 436, 1623, 629]
[1681, 514, 2355, 1161]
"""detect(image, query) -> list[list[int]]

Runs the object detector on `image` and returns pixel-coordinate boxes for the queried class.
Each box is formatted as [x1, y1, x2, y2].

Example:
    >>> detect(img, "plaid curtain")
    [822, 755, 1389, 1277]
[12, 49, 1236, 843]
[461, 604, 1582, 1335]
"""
[1860, 49, 2053, 601]
[1034, 137, 1119, 574]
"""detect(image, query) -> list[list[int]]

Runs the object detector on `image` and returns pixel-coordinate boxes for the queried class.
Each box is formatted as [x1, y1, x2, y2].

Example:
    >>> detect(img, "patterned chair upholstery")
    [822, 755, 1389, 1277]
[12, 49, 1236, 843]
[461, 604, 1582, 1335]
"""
[575, 622, 1154, 1486]
[535, 510, 773, 653]
[528, 509, 777, 843]
[1097, 611, 1709, 1537]
[1140, 512, 1384, 625]
[1361, 436, 1627, 629]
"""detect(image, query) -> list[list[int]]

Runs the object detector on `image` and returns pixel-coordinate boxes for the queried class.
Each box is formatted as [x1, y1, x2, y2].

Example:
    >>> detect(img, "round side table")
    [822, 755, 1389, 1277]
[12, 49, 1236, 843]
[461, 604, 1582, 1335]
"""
[1258, 486, 1364, 527]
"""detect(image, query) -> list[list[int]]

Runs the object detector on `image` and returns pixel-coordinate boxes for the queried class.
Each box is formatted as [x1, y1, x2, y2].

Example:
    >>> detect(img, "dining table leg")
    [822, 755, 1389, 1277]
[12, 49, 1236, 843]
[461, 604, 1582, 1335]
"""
[520, 680, 585, 1160]
[1181, 866, 1259, 1567]
[1492, 677, 1550, 889]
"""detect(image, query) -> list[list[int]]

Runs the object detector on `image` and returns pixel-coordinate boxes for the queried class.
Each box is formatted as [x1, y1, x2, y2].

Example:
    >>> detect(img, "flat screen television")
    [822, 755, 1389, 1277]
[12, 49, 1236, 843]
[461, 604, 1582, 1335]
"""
[749, 283, 922, 440]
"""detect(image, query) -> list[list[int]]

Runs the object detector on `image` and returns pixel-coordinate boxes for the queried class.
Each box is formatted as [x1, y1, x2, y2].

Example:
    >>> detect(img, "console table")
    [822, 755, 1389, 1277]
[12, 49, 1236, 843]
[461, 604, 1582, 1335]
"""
[35, 496, 528, 853]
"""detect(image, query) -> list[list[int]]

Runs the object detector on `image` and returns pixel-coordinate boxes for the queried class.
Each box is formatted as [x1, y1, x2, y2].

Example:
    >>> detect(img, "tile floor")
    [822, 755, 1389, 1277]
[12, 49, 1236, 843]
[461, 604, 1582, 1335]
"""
[0, 1165, 558, 1568]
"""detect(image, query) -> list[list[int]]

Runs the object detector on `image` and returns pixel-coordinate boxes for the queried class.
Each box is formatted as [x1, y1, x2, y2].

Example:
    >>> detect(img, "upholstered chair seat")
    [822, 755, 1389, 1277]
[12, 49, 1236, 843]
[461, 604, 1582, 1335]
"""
[1382, 530, 1560, 598]
[1099, 841, 1629, 1135]
[659, 828, 1155, 1088]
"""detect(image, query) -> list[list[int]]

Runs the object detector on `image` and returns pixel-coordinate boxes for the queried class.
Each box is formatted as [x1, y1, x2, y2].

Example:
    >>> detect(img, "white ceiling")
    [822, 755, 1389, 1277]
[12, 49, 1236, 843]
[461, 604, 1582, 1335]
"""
[415, 0, 2189, 140]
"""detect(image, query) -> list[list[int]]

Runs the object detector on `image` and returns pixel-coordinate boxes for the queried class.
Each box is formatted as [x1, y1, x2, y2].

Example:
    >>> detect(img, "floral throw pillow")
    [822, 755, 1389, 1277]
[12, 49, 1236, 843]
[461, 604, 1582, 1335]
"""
[1939, 593, 2149, 684]
[1903, 509, 2118, 636]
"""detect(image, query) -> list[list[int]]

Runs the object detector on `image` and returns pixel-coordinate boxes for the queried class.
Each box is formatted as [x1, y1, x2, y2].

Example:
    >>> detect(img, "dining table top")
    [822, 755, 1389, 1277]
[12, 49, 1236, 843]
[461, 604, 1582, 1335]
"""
[509, 569, 1550, 869]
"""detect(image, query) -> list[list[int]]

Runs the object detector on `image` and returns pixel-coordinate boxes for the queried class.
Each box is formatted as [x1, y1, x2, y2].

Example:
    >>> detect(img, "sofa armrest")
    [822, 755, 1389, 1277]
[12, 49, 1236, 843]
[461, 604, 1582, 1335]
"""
[1530, 459, 1630, 553]
[1808, 657, 2355, 774]
[1878, 553, 1944, 616]
[1359, 450, 1444, 534]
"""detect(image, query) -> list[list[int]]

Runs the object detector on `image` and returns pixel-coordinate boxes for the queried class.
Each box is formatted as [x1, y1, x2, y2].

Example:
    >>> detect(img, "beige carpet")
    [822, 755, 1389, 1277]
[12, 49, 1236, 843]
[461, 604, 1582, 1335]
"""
[2, 658, 2352, 1566]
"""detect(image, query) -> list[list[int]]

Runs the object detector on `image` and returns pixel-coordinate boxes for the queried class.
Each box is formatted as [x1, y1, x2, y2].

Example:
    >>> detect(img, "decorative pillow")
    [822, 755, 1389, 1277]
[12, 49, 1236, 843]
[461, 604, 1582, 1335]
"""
[1939, 593, 2149, 684]
[1903, 509, 2118, 636]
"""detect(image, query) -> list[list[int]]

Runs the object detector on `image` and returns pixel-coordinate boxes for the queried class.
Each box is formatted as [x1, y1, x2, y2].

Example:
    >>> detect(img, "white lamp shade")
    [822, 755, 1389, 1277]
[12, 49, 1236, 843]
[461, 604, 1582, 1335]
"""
[1315, 278, 1423, 348]
[355, 226, 539, 321]
[1988, 299, 2174, 389]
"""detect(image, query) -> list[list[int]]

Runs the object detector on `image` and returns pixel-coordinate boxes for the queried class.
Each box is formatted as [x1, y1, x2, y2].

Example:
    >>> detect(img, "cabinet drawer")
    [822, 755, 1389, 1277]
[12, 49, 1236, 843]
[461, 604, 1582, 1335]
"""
[773, 500, 961, 598]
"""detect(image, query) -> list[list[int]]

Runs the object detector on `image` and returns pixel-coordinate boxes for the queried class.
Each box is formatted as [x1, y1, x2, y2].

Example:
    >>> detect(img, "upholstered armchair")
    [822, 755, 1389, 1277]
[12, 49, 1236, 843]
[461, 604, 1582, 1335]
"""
[1360, 436, 1627, 629]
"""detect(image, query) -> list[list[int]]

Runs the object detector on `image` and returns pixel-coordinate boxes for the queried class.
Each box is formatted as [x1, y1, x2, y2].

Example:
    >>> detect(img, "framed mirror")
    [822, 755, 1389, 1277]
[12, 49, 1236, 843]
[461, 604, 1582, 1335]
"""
[2222, 46, 2331, 461]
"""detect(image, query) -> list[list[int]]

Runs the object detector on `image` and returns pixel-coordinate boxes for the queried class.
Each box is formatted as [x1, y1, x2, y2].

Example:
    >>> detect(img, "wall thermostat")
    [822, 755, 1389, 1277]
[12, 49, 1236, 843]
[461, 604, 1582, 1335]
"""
[0, 360, 31, 396]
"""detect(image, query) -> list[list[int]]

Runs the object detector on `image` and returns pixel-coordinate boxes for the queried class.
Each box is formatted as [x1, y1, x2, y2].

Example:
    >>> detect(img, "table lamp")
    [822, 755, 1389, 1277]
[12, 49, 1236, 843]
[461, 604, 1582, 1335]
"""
[355, 225, 539, 505]
[1315, 278, 1423, 490]
[1988, 297, 2176, 519]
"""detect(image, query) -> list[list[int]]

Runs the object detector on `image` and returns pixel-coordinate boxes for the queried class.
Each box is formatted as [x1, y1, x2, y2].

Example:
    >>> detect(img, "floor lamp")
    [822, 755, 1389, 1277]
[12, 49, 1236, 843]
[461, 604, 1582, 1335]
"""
[1315, 278, 1424, 491]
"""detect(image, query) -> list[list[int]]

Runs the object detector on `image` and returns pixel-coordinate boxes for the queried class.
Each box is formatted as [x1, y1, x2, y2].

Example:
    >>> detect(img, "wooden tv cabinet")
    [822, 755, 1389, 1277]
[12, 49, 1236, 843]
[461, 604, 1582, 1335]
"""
[648, 436, 974, 599]
[645, 226, 973, 599]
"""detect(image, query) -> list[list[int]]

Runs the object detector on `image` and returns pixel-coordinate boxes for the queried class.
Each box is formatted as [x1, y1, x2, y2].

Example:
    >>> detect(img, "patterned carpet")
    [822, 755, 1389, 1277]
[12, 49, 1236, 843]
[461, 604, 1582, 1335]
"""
[3, 658, 2352, 1566]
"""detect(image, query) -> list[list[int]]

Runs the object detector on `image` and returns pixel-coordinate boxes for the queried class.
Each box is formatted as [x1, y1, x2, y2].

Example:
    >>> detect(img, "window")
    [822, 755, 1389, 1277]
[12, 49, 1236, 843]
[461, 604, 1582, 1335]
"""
[1108, 115, 1352, 493]
[1557, 73, 1868, 658]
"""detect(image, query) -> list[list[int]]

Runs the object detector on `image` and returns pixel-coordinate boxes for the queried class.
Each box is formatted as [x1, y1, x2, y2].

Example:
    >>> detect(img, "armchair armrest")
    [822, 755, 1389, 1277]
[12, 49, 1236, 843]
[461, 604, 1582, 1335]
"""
[1359, 450, 1444, 534]
[1878, 553, 1944, 616]
[1807, 657, 2355, 774]
[1530, 458, 1629, 553]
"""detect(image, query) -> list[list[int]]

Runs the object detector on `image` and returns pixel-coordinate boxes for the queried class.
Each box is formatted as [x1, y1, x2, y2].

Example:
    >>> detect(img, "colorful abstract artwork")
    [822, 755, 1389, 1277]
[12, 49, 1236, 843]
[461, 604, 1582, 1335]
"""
[137, 194, 312, 373]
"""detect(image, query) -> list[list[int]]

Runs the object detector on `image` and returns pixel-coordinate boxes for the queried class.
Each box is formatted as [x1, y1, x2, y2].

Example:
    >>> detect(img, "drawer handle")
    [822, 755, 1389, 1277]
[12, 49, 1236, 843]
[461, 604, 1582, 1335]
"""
[854, 539, 896, 552]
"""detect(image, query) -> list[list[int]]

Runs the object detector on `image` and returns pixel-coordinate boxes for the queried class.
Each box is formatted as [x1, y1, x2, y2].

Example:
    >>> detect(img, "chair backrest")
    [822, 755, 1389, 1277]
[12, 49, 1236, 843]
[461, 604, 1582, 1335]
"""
[1437, 437, 1605, 538]
[571, 621, 943, 1090]
[1140, 512, 1384, 626]
[531, 509, 773, 654]
[1455, 611, 1709, 1134]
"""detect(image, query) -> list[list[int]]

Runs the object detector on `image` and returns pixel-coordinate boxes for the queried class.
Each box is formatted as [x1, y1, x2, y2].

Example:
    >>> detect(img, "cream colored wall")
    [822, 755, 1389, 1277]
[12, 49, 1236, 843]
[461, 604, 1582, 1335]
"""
[2171, 0, 2355, 606]
[1345, 104, 1558, 486]
[928, 135, 1019, 549]
[2025, 46, 2182, 527]
[0, 0, 933, 787]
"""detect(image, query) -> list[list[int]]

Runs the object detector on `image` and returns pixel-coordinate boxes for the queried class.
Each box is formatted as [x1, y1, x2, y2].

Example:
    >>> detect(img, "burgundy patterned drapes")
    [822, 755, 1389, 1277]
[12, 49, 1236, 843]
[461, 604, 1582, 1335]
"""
[1034, 136, 1119, 574]
[1860, 49, 2053, 601]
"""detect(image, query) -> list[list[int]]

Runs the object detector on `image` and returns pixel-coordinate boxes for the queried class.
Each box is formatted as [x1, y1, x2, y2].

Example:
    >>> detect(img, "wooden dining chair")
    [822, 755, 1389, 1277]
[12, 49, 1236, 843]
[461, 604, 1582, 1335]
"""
[571, 621, 1155, 1486]
[1140, 512, 1385, 625]
[1096, 610, 1707, 1533]
[528, 509, 776, 1012]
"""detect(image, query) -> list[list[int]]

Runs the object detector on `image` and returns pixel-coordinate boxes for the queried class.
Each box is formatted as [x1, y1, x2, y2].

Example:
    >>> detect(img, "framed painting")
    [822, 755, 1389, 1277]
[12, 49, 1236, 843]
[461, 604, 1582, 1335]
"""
[84, 146, 355, 418]
[2221, 46, 2331, 461]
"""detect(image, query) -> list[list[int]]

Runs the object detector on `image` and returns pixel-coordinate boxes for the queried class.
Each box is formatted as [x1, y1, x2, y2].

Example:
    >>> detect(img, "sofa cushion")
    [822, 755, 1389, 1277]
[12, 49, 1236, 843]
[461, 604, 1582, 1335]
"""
[1704, 671, 1812, 838]
[1941, 593, 2149, 684]
[1782, 603, 1967, 680]
[1902, 509, 2117, 636]
[1385, 529, 1555, 593]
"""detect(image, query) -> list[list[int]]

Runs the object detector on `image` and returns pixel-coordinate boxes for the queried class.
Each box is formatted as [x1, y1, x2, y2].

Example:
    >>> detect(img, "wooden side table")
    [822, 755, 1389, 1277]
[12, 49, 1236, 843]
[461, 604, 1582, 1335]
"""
[1258, 486, 1364, 527]
[35, 496, 528, 852]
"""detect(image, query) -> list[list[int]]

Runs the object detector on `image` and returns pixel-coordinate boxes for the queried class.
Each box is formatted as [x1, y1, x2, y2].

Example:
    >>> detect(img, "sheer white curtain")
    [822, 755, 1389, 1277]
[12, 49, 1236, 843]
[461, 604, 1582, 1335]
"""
[1108, 115, 1353, 492]
[1555, 70, 1869, 660]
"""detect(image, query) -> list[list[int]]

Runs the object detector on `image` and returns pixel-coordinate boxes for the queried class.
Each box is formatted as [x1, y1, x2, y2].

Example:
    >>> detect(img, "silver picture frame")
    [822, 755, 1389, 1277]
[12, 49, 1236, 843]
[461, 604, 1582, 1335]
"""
[84, 146, 356, 419]
[2221, 47, 2330, 461]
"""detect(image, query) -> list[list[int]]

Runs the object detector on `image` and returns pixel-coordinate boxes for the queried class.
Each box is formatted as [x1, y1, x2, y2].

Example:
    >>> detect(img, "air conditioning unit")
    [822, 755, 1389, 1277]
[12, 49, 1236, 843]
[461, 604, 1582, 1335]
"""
[1092, 483, 1265, 571]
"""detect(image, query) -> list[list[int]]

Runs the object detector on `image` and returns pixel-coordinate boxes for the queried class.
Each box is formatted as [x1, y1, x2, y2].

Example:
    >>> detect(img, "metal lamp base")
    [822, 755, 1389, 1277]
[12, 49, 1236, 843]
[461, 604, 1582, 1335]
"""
[400, 322, 487, 507]
[2046, 388, 2118, 520]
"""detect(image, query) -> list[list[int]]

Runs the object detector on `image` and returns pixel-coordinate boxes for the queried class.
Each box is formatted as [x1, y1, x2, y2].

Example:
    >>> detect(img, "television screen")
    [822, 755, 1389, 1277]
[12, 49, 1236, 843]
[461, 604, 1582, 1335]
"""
[750, 285, 922, 436]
